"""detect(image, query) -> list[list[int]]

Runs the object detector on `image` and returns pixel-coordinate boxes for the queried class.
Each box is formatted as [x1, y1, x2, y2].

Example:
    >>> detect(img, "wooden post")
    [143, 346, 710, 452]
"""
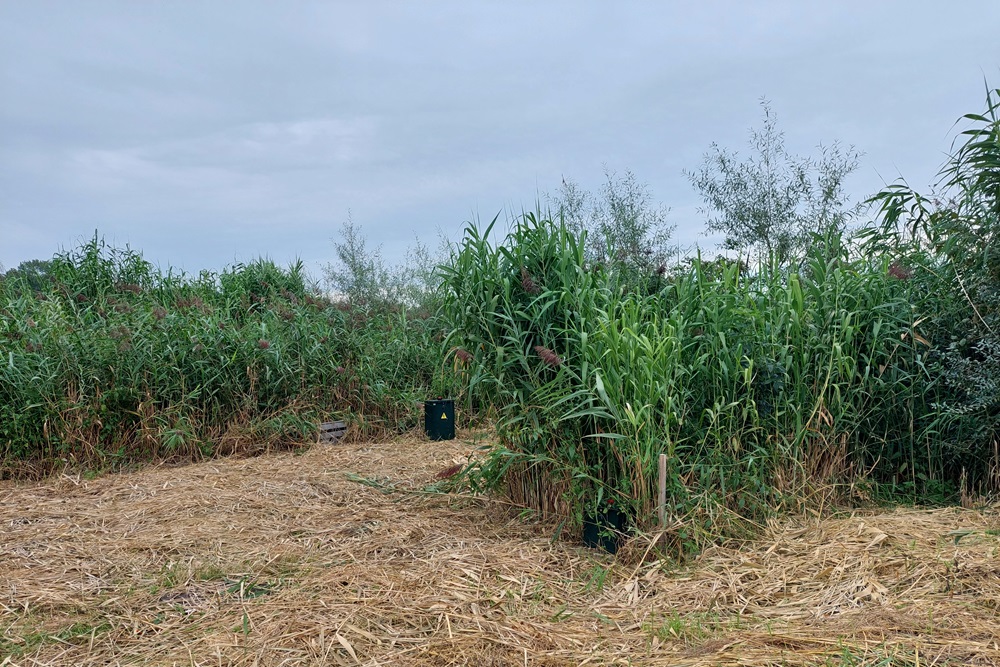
[658, 453, 667, 528]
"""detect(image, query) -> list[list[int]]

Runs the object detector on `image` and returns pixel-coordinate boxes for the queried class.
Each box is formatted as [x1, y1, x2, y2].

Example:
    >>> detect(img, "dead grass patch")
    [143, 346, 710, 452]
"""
[2, 433, 999, 665]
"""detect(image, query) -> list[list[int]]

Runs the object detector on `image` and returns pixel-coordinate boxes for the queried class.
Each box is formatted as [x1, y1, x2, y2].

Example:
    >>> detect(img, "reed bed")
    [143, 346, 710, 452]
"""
[440, 215, 955, 550]
[2, 436, 998, 666]
[0, 237, 458, 477]
[437, 89, 1000, 539]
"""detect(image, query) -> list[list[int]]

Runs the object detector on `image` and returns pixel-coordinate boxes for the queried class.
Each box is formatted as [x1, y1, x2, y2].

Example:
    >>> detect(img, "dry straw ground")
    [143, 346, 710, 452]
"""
[2, 433, 999, 666]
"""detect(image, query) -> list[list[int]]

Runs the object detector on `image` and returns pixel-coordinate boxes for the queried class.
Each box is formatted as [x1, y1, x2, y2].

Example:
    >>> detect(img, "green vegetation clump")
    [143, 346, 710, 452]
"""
[864, 85, 1000, 494]
[441, 214, 927, 550]
[0, 235, 457, 476]
[438, 87, 1000, 550]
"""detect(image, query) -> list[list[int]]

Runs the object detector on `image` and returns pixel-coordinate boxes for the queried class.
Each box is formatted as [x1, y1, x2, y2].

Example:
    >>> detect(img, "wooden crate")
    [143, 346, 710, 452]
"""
[318, 421, 347, 444]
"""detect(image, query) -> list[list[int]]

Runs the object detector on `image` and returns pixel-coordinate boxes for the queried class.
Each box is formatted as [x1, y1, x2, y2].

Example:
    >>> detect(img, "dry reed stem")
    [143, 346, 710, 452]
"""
[2, 434, 999, 666]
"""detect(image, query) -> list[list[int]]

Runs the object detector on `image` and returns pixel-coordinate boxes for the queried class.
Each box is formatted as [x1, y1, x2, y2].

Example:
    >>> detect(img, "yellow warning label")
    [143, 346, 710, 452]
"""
[441, 413, 448, 420]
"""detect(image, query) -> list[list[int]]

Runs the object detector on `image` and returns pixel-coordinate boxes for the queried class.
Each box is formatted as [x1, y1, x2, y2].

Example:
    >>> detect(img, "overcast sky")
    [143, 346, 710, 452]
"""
[2, 2, 998, 279]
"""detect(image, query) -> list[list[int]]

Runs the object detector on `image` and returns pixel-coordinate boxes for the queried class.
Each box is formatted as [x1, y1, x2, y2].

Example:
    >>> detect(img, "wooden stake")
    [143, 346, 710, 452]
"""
[658, 453, 667, 528]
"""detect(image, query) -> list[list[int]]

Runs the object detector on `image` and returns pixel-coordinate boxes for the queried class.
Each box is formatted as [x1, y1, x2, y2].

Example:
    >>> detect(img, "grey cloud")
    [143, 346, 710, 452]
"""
[2, 1, 999, 276]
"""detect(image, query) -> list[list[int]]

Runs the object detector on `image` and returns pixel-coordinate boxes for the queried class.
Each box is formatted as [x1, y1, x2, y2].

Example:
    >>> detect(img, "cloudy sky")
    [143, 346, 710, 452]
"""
[1, 2, 998, 278]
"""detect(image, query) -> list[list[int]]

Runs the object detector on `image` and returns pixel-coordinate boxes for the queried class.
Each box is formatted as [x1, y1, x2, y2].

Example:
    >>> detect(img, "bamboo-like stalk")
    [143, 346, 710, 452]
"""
[658, 453, 667, 528]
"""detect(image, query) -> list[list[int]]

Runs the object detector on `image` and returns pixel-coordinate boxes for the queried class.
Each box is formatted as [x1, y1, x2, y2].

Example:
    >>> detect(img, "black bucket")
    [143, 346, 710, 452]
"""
[424, 399, 456, 441]
[583, 506, 627, 554]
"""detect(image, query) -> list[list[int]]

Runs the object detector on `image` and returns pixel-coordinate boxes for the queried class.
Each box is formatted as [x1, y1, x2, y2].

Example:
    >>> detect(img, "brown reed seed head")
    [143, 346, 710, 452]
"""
[455, 348, 473, 363]
[534, 345, 562, 367]
[888, 261, 912, 280]
[435, 463, 464, 479]
[258, 339, 270, 349]
[520, 266, 540, 294]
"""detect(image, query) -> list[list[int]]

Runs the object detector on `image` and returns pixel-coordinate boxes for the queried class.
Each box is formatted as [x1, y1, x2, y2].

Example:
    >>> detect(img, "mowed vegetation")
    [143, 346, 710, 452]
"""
[2, 87, 999, 556]
[2, 436, 998, 665]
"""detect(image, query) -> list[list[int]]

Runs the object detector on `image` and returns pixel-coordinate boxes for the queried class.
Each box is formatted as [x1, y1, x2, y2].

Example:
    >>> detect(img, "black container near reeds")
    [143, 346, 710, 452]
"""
[424, 399, 456, 441]
[583, 504, 627, 554]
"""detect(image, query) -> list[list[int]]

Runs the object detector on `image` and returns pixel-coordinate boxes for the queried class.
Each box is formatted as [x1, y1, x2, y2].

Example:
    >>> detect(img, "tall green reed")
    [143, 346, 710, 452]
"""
[0, 236, 459, 476]
[442, 214, 929, 550]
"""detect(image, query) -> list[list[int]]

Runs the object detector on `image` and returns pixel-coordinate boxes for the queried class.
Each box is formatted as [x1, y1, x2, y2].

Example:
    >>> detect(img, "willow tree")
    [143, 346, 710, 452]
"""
[687, 99, 862, 266]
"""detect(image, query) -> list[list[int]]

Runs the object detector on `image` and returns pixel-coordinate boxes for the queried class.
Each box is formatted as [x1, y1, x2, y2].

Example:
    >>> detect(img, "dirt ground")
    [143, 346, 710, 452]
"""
[2, 433, 999, 666]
